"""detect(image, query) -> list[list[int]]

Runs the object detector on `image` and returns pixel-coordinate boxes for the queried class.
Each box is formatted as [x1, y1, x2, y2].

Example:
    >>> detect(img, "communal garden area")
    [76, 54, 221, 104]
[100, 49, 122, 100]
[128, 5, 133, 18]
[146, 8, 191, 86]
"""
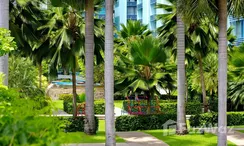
[1, 0, 244, 146]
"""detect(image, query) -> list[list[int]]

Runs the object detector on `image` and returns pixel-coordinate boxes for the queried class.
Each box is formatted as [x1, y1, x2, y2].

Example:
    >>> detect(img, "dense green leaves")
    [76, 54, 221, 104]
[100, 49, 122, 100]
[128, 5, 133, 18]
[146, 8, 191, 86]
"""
[0, 28, 16, 56]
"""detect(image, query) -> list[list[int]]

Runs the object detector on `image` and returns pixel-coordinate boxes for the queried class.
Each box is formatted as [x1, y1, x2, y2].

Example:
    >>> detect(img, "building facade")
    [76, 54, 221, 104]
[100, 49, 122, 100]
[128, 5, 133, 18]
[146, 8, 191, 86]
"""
[114, 0, 137, 30]
[137, 0, 166, 34]
[229, 16, 244, 45]
[98, 0, 166, 33]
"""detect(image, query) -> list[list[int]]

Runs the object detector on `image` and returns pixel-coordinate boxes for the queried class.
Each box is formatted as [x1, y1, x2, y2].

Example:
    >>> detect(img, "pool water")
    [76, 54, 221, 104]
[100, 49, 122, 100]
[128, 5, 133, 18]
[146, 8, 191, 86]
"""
[52, 81, 85, 86]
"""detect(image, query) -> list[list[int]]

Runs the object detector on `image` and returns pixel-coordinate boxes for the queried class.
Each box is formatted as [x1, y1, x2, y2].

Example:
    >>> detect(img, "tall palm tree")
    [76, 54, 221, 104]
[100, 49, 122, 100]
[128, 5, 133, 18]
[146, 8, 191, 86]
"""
[0, 0, 9, 86]
[176, 8, 187, 134]
[10, 0, 49, 89]
[84, 0, 96, 135]
[217, 1, 227, 145]
[105, 0, 116, 145]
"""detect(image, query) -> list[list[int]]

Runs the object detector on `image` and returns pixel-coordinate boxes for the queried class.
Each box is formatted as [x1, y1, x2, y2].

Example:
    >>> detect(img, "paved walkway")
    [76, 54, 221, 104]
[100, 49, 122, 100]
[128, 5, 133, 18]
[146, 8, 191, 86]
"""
[204, 128, 244, 146]
[117, 131, 168, 146]
[227, 129, 244, 146]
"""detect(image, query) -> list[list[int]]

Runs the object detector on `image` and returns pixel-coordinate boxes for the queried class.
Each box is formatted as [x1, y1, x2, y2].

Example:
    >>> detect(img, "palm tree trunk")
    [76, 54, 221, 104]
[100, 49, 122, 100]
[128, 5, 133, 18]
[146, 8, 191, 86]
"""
[217, 0, 227, 145]
[176, 10, 187, 135]
[38, 63, 42, 89]
[105, 0, 116, 145]
[0, 0, 9, 86]
[84, 0, 96, 135]
[72, 69, 77, 117]
[198, 55, 208, 112]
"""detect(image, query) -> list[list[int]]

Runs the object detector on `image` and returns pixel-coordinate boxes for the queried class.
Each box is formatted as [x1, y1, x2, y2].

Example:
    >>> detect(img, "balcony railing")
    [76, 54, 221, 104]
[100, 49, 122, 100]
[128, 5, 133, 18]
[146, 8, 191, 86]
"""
[236, 37, 244, 46]
[127, 1, 137, 7]
[127, 15, 137, 20]
[229, 16, 244, 22]
[150, 0, 156, 4]
[137, 3, 142, 9]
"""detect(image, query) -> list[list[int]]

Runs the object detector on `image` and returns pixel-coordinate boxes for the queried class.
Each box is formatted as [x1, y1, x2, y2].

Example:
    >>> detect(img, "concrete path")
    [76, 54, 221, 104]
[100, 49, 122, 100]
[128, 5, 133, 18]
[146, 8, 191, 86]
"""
[227, 130, 244, 146]
[204, 128, 244, 146]
[116, 131, 169, 146]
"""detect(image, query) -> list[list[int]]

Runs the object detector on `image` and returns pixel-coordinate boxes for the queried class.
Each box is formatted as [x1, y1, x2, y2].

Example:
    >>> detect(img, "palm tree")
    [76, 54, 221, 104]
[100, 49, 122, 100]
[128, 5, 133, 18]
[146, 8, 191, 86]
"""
[216, 1, 227, 145]
[115, 36, 167, 114]
[84, 0, 96, 135]
[176, 7, 187, 134]
[10, 0, 49, 89]
[0, 0, 9, 86]
[105, 0, 116, 144]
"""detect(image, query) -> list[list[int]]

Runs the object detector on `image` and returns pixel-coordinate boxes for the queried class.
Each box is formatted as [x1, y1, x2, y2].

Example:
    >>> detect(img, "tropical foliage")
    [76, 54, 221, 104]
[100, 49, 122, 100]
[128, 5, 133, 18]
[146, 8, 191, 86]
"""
[0, 28, 16, 56]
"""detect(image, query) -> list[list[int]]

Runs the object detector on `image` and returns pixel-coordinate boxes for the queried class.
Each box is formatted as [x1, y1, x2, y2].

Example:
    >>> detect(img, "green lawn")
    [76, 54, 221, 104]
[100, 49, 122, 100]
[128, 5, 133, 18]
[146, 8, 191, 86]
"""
[114, 100, 124, 109]
[52, 100, 63, 110]
[144, 130, 236, 146]
[238, 130, 244, 133]
[58, 120, 125, 144]
[232, 125, 244, 128]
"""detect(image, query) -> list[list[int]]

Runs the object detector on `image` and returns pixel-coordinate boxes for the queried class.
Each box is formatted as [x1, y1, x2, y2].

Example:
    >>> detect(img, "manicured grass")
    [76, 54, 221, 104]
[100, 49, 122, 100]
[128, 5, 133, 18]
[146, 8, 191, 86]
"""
[144, 129, 236, 146]
[52, 100, 63, 110]
[233, 125, 244, 128]
[58, 131, 125, 143]
[238, 130, 244, 133]
[114, 100, 124, 109]
[58, 120, 125, 144]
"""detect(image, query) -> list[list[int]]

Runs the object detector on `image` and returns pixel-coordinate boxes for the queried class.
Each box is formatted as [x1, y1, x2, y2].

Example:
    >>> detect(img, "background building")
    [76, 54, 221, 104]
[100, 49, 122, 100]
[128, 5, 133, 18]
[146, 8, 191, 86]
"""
[229, 16, 244, 45]
[137, 0, 166, 35]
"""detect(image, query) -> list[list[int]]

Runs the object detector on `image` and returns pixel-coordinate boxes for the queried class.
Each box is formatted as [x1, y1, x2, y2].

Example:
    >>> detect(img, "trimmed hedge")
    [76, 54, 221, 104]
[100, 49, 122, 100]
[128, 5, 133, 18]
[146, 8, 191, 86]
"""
[115, 114, 177, 131]
[64, 116, 99, 132]
[160, 102, 202, 115]
[122, 100, 202, 115]
[63, 101, 105, 114]
[189, 112, 244, 127]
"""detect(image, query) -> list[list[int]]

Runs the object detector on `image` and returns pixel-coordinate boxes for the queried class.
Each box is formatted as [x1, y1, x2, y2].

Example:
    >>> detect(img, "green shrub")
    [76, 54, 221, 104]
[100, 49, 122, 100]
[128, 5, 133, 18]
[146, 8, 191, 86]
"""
[59, 94, 73, 102]
[115, 114, 177, 131]
[64, 116, 99, 132]
[122, 100, 201, 115]
[0, 98, 60, 146]
[79, 93, 86, 103]
[59, 94, 84, 103]
[123, 100, 160, 114]
[189, 112, 244, 127]
[94, 100, 105, 114]
[9, 56, 44, 98]
[63, 100, 105, 114]
[0, 87, 19, 101]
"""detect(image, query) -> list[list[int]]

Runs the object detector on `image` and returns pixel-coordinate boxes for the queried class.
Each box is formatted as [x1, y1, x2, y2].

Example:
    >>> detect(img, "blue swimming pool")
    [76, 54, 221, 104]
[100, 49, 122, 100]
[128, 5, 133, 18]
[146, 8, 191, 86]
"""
[52, 81, 85, 86]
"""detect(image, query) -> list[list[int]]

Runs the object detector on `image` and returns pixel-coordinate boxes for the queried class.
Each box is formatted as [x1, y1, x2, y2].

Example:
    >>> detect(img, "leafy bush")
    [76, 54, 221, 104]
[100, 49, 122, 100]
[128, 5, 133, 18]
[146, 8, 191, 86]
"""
[122, 100, 202, 115]
[160, 101, 202, 115]
[115, 114, 177, 131]
[94, 100, 105, 114]
[63, 100, 105, 114]
[9, 56, 44, 98]
[0, 87, 19, 102]
[64, 116, 99, 132]
[114, 92, 125, 100]
[189, 112, 244, 127]
[59, 94, 85, 103]
[0, 28, 16, 56]
[123, 100, 161, 114]
[0, 98, 60, 146]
